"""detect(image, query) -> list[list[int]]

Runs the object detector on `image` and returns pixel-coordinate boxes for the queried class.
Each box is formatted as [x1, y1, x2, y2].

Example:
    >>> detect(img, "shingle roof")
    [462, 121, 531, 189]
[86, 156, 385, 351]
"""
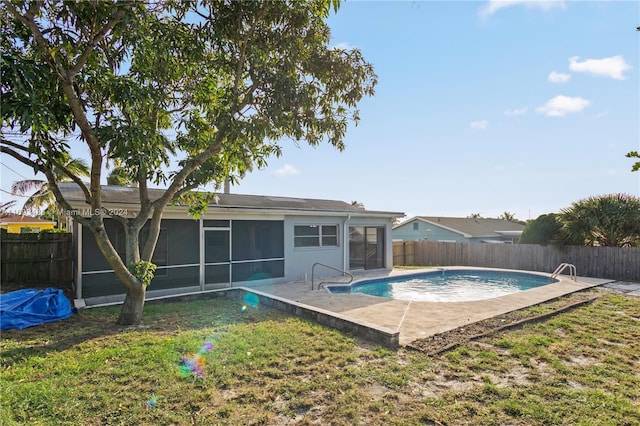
[417, 216, 525, 238]
[58, 183, 403, 216]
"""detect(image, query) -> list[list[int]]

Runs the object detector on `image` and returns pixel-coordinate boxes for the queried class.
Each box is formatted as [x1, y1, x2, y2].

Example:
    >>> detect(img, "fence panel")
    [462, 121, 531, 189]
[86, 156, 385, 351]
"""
[1, 231, 73, 286]
[392, 241, 640, 282]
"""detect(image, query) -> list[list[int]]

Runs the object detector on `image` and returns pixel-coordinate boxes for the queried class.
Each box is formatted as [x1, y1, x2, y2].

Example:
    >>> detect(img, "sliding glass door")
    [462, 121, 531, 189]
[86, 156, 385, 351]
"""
[349, 226, 385, 270]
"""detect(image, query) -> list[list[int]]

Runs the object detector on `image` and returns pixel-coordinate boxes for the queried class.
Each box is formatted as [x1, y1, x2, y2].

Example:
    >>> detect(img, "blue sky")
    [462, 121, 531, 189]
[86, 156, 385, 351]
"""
[2, 0, 639, 222]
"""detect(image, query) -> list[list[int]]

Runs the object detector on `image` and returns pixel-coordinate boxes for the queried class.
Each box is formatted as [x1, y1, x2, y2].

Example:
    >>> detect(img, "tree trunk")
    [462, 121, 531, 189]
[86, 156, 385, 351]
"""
[116, 284, 146, 325]
[124, 222, 141, 265]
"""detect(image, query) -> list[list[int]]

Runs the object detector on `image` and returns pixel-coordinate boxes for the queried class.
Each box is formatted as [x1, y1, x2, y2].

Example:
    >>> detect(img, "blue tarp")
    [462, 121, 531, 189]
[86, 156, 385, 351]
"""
[1, 288, 73, 330]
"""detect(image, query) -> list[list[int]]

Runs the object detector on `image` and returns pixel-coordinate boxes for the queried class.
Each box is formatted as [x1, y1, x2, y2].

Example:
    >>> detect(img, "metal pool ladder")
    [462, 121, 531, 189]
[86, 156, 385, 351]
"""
[311, 262, 353, 290]
[551, 263, 577, 281]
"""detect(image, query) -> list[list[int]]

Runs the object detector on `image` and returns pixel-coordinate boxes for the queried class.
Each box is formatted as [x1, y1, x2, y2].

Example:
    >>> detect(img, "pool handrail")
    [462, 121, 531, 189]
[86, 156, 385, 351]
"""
[551, 263, 577, 281]
[311, 262, 353, 290]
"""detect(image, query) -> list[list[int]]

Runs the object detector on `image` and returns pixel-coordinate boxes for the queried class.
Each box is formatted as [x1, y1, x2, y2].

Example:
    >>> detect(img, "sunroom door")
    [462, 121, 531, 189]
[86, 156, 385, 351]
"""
[204, 229, 230, 289]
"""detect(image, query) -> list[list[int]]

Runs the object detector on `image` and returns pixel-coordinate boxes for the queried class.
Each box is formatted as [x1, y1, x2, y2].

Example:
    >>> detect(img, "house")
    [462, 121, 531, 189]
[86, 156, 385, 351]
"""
[59, 183, 403, 306]
[393, 216, 525, 244]
[0, 213, 56, 233]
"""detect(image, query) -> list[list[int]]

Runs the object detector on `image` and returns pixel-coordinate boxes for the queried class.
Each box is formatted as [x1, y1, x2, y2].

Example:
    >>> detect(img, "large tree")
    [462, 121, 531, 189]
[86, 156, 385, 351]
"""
[1, 1, 376, 325]
[556, 194, 640, 247]
[518, 213, 562, 245]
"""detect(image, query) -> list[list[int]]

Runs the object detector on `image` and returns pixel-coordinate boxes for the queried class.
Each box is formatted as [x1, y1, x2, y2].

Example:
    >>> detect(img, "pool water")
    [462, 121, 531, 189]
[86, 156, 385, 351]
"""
[327, 269, 557, 302]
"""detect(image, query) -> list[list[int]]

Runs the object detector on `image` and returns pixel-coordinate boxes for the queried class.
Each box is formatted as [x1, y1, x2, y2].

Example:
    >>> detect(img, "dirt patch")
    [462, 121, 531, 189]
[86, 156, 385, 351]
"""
[406, 289, 603, 355]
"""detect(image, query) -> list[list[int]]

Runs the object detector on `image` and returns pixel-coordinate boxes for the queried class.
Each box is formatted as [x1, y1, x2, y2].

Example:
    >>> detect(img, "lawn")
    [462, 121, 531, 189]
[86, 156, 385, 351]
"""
[1, 291, 639, 425]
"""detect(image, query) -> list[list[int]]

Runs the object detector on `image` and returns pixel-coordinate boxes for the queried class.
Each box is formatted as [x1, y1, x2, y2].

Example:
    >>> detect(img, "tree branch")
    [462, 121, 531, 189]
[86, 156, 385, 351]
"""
[39, 141, 92, 204]
[0, 146, 42, 171]
[0, 138, 32, 153]
[69, 9, 128, 77]
[172, 183, 199, 202]
[2, 1, 64, 78]
[233, 3, 266, 98]
[42, 171, 92, 229]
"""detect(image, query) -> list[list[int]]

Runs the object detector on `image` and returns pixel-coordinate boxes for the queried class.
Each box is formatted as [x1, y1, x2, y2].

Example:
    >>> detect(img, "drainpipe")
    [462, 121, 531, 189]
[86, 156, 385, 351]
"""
[343, 214, 351, 273]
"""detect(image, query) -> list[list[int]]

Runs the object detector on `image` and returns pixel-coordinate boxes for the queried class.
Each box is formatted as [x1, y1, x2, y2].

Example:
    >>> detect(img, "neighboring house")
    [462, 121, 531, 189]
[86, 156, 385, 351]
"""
[59, 183, 403, 306]
[0, 214, 56, 233]
[393, 216, 525, 244]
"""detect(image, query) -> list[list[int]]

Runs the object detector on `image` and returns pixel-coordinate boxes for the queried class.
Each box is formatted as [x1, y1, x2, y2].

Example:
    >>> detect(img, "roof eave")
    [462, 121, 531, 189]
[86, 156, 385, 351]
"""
[62, 200, 402, 219]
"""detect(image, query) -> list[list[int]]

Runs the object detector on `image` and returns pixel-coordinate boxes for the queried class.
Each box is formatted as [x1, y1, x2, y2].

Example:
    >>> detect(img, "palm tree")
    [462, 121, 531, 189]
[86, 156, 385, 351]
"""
[498, 211, 516, 222]
[11, 157, 89, 213]
[0, 200, 17, 217]
[107, 166, 135, 186]
[557, 193, 640, 247]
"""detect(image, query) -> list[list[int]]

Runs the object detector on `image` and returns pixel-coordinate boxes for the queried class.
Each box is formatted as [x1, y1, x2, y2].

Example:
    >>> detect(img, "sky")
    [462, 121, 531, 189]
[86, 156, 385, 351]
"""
[1, 0, 639, 223]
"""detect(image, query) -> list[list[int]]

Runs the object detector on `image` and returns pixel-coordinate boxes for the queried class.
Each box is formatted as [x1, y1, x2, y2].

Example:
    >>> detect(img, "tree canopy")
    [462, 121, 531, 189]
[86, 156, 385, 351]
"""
[557, 194, 640, 247]
[519, 213, 562, 245]
[1, 0, 376, 324]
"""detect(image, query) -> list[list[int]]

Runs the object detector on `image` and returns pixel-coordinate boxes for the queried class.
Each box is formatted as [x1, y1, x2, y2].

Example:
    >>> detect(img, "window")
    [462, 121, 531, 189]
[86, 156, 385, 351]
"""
[232, 220, 284, 261]
[294, 225, 338, 247]
[413, 222, 419, 230]
[322, 225, 338, 246]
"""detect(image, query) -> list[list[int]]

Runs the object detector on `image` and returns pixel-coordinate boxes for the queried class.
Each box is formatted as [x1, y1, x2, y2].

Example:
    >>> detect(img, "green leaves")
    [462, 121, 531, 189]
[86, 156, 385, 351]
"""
[2, 0, 377, 324]
[626, 151, 640, 172]
[128, 260, 157, 287]
[174, 191, 217, 219]
[3, 0, 376, 197]
[519, 214, 563, 245]
[558, 194, 640, 247]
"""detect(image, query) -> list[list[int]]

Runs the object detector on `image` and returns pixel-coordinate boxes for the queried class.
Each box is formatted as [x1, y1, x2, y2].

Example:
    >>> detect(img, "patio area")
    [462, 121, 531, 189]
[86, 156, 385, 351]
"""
[251, 267, 614, 346]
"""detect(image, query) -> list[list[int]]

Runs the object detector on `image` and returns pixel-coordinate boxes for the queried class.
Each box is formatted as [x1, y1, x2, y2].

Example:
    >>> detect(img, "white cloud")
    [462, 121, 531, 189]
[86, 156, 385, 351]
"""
[470, 120, 489, 129]
[504, 107, 528, 116]
[548, 71, 571, 83]
[536, 95, 591, 117]
[479, 0, 565, 18]
[569, 55, 632, 80]
[273, 164, 300, 177]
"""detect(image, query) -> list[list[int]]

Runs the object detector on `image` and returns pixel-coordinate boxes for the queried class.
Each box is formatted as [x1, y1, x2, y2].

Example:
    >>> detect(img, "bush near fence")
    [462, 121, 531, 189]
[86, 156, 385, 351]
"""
[393, 241, 640, 282]
[1, 229, 73, 294]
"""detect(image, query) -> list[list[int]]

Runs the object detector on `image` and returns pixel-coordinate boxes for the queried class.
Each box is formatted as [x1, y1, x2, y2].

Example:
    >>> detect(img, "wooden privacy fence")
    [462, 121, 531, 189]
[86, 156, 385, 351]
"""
[393, 241, 640, 282]
[1, 230, 73, 286]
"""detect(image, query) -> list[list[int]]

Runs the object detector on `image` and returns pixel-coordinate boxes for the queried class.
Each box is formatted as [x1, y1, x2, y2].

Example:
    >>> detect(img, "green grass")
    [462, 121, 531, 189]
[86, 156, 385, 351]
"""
[2, 294, 639, 425]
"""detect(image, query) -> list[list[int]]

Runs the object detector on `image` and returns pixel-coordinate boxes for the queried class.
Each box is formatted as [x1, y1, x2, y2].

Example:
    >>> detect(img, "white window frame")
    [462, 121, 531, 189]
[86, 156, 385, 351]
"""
[294, 224, 339, 248]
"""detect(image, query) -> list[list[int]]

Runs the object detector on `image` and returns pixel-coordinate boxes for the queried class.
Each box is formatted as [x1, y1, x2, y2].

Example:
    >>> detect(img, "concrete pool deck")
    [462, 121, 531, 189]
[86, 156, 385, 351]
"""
[252, 267, 614, 346]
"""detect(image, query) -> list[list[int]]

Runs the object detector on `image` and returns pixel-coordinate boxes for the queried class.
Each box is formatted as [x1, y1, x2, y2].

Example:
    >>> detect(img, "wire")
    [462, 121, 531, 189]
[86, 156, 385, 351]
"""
[0, 161, 32, 180]
[0, 188, 29, 197]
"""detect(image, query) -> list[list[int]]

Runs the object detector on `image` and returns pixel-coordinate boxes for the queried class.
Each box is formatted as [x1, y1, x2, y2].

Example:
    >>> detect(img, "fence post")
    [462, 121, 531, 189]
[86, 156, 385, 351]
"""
[402, 242, 407, 265]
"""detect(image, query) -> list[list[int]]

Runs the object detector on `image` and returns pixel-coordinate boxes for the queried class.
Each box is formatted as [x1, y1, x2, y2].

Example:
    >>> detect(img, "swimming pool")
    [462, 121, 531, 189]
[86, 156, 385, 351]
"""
[326, 269, 557, 302]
